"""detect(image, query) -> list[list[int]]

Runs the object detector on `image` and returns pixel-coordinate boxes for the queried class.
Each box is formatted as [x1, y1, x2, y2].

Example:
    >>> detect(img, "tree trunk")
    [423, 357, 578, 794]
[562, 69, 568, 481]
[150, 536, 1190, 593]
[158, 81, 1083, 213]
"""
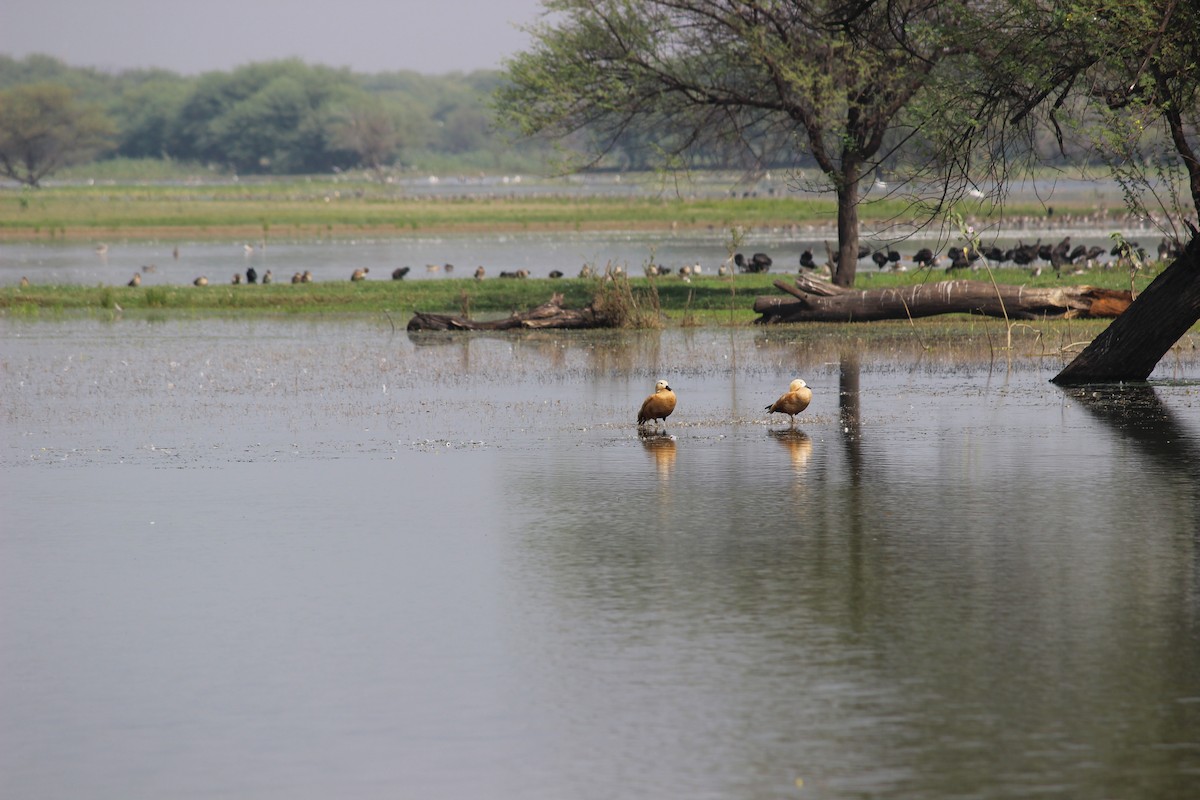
[833, 161, 860, 288]
[754, 275, 1132, 323]
[407, 294, 611, 331]
[1052, 230, 1200, 384]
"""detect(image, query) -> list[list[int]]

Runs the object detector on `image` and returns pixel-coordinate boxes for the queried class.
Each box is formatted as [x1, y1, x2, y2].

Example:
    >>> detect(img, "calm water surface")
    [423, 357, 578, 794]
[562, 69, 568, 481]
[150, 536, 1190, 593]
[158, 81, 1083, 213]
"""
[0, 220, 1164, 288]
[2, 318, 1198, 799]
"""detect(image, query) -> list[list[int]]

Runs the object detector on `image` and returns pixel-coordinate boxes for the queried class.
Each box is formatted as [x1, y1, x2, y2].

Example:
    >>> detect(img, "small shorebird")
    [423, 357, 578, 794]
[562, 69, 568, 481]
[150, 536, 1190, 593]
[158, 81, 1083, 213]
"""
[637, 379, 677, 431]
[127, 273, 141, 287]
[351, 267, 369, 281]
[193, 276, 208, 286]
[766, 379, 813, 427]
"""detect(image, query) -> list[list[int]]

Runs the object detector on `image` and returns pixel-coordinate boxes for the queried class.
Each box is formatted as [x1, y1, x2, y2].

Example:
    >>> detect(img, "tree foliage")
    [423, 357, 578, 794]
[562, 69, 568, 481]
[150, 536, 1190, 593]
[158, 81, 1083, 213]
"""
[929, 0, 1199, 239]
[496, 0, 968, 286]
[0, 55, 539, 179]
[0, 83, 115, 186]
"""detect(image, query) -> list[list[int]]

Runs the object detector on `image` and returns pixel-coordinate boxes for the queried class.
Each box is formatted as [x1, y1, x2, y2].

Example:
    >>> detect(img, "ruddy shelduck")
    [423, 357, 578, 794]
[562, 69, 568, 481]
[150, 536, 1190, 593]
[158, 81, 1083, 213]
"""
[637, 379, 676, 429]
[766, 379, 812, 426]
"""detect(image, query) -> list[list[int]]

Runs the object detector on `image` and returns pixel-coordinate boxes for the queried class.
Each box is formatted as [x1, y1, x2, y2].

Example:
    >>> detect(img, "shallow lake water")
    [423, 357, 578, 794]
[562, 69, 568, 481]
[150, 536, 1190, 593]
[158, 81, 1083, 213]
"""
[0, 217, 1166, 288]
[2, 318, 1199, 799]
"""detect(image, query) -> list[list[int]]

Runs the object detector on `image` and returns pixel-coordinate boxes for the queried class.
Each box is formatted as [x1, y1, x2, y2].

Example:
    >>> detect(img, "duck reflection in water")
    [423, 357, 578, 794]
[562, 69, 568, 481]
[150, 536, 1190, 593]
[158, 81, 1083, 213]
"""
[769, 429, 813, 471]
[639, 432, 677, 480]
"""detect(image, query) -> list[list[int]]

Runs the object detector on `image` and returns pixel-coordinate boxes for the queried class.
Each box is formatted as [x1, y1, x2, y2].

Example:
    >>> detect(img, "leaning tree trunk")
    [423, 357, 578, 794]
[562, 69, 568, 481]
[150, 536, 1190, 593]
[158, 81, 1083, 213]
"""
[754, 275, 1132, 323]
[1052, 229, 1200, 385]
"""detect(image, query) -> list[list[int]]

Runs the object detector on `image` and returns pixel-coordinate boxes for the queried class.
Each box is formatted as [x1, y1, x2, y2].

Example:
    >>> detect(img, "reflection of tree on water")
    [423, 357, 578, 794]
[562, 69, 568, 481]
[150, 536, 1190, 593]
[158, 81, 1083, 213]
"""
[1066, 384, 1200, 515]
[407, 328, 664, 379]
[839, 352, 864, 483]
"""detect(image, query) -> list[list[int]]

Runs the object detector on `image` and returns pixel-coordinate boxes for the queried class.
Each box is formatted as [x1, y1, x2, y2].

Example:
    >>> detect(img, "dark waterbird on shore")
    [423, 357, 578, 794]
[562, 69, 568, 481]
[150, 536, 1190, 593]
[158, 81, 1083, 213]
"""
[913, 248, 937, 267]
[735, 252, 773, 272]
[1010, 241, 1039, 265]
[982, 246, 1007, 263]
[1111, 240, 1144, 261]
[799, 250, 817, 270]
[392, 267, 411, 280]
[246, 266, 258, 284]
[871, 250, 889, 269]
[946, 247, 971, 271]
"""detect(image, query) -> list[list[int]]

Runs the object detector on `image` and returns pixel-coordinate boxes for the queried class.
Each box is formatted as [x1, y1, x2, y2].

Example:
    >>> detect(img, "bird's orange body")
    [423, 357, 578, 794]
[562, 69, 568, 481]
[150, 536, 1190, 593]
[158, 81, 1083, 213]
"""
[766, 379, 812, 425]
[637, 380, 676, 428]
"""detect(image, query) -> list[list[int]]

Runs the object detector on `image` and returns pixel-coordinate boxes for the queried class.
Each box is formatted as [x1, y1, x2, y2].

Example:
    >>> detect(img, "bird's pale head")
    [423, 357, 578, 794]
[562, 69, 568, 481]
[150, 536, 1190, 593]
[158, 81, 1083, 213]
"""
[789, 379, 807, 391]
[655, 379, 672, 393]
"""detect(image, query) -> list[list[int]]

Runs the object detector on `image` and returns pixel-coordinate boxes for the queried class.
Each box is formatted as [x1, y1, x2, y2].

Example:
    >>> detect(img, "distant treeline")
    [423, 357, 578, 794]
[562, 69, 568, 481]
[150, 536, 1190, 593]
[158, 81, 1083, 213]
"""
[0, 53, 1103, 180]
[0, 54, 554, 176]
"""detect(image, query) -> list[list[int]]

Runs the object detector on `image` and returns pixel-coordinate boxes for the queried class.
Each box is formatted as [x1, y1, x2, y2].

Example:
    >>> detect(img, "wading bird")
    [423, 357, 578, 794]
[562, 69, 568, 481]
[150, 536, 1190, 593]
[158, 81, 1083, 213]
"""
[637, 379, 677, 431]
[766, 379, 812, 427]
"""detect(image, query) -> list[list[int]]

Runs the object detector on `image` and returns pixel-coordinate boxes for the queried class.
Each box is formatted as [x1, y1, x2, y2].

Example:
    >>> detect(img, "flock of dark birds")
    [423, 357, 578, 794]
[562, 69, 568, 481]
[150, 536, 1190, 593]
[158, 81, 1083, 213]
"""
[801, 235, 1182, 277]
[91, 233, 1185, 290]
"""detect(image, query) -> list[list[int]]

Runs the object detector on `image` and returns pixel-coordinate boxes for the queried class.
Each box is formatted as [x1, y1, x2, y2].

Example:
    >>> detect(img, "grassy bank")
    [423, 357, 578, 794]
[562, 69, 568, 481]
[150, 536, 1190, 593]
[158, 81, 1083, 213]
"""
[0, 176, 1127, 241]
[1, 267, 1162, 326]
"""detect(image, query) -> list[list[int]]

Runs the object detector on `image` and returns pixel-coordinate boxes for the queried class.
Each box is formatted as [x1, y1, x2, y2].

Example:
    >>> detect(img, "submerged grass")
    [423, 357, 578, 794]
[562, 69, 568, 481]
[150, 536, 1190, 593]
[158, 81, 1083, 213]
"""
[1, 265, 1166, 327]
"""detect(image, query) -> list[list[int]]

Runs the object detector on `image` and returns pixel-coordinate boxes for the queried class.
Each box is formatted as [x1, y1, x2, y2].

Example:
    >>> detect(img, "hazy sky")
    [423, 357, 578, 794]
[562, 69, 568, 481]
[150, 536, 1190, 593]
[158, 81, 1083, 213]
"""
[1, 0, 549, 75]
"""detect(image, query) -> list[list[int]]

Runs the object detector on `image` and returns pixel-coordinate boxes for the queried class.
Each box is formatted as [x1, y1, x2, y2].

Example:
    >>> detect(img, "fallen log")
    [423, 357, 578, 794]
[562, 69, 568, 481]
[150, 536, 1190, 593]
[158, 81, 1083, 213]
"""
[1053, 229, 1200, 384]
[407, 293, 612, 331]
[754, 274, 1132, 323]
